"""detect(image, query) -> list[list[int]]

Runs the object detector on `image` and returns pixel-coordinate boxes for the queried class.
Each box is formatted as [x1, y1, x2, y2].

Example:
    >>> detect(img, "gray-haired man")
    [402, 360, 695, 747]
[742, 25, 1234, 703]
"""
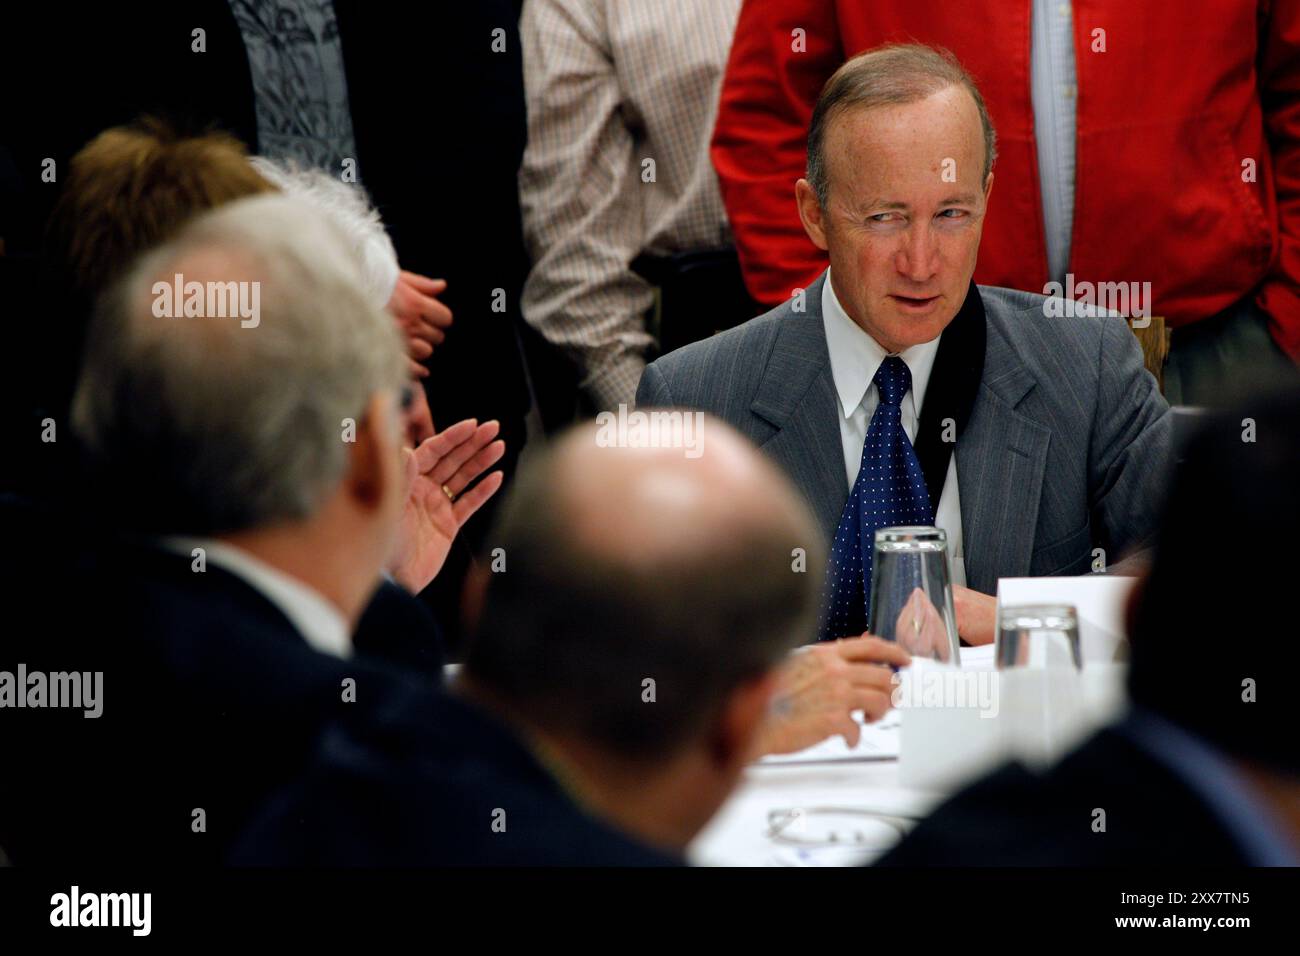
[1, 194, 502, 864]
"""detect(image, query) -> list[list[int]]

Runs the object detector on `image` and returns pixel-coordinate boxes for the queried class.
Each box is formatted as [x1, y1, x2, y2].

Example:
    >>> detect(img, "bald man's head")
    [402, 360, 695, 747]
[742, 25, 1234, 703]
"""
[464, 417, 824, 760]
[553, 421, 814, 579]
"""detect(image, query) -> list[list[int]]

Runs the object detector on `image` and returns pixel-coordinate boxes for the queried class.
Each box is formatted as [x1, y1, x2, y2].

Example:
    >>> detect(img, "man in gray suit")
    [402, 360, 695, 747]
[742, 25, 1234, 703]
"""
[639, 45, 1170, 684]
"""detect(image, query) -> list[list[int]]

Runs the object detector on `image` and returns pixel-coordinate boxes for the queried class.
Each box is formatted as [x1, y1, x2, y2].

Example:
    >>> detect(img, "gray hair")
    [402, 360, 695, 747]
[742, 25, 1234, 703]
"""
[72, 193, 408, 535]
[807, 44, 998, 207]
[249, 156, 400, 307]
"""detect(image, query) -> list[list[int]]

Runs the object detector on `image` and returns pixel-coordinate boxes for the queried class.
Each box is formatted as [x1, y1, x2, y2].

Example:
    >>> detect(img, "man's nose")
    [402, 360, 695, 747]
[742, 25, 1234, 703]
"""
[894, 225, 940, 283]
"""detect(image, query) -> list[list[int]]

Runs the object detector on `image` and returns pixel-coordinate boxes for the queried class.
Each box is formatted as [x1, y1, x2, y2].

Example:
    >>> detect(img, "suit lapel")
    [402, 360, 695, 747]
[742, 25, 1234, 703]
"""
[749, 273, 848, 542]
[957, 310, 1051, 595]
[915, 281, 985, 502]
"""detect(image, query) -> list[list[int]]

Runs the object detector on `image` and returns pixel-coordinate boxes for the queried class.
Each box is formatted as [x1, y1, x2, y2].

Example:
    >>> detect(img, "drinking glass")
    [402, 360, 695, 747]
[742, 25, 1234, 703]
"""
[866, 526, 960, 664]
[996, 605, 1082, 670]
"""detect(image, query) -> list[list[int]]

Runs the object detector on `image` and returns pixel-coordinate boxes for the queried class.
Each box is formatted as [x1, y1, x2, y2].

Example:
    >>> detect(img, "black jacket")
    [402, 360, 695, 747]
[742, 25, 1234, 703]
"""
[232, 688, 681, 867]
[878, 728, 1251, 866]
[0, 508, 442, 865]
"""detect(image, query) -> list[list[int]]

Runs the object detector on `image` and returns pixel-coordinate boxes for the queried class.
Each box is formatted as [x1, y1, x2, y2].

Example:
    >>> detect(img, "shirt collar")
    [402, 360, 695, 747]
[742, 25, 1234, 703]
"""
[821, 269, 942, 419]
[160, 536, 351, 659]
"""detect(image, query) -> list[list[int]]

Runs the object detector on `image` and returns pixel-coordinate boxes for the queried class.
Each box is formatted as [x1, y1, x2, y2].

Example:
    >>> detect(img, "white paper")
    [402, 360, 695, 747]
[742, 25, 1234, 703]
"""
[958, 643, 995, 670]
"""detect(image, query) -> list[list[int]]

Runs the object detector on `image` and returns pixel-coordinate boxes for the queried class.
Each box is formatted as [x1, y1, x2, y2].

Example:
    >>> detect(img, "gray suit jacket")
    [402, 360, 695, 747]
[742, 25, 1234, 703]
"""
[636, 273, 1172, 596]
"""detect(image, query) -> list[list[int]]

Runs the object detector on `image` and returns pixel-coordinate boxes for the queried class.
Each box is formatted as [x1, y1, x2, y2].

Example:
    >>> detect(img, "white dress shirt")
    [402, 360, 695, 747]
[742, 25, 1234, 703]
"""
[161, 537, 351, 659]
[821, 272, 967, 586]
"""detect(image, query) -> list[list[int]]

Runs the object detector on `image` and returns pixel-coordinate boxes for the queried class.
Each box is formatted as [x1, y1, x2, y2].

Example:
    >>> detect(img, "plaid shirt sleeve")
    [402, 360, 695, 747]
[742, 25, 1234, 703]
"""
[519, 0, 656, 411]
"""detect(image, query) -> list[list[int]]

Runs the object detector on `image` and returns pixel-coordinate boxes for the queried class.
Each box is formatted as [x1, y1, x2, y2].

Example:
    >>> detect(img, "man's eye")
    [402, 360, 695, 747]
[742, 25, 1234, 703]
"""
[869, 213, 898, 223]
[939, 209, 967, 219]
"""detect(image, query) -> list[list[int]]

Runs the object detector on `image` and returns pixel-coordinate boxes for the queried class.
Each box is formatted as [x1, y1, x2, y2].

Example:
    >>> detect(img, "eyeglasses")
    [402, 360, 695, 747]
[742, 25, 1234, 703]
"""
[766, 806, 912, 850]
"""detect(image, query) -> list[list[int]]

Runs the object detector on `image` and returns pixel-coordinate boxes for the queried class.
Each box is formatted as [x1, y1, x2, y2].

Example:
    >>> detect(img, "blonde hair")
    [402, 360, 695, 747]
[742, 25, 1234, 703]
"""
[48, 118, 277, 299]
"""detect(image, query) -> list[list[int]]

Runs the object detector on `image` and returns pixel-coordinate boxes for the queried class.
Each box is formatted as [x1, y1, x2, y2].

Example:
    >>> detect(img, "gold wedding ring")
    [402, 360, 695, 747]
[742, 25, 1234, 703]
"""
[442, 484, 456, 502]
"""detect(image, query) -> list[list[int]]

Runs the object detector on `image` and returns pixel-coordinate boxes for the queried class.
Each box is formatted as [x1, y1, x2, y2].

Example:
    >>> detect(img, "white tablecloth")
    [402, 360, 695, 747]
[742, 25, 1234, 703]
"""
[687, 756, 943, 866]
[688, 636, 1128, 866]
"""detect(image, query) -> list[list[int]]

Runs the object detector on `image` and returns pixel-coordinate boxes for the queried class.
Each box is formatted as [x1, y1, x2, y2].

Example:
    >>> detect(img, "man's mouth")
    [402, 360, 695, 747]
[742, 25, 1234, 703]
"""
[889, 293, 941, 312]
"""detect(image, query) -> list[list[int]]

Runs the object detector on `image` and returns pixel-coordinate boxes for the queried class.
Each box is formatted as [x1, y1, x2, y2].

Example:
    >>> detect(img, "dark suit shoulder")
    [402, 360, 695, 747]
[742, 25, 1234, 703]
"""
[878, 728, 1247, 866]
[0, 539, 420, 866]
[232, 689, 681, 867]
[353, 580, 445, 680]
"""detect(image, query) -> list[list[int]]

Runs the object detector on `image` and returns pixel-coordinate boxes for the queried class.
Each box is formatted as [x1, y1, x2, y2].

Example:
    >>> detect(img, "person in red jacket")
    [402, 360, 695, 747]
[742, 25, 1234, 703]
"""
[711, 0, 1300, 404]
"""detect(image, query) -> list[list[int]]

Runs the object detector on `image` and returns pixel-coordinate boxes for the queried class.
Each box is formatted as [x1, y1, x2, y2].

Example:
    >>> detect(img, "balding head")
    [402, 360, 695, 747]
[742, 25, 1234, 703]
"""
[464, 416, 824, 760]
[557, 420, 811, 578]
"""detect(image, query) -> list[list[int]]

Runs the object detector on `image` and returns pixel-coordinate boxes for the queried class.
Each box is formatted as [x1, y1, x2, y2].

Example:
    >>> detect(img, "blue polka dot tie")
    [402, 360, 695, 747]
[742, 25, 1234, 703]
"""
[820, 356, 934, 640]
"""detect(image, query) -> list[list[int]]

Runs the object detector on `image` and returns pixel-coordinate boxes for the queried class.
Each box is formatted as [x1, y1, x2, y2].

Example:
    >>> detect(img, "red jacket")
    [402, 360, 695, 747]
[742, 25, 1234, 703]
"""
[712, 0, 1300, 359]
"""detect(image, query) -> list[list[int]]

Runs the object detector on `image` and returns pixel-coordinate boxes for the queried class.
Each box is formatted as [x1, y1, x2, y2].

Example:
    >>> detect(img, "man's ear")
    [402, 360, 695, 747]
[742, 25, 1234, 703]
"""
[346, 392, 401, 512]
[710, 670, 779, 771]
[982, 170, 995, 205]
[795, 179, 830, 251]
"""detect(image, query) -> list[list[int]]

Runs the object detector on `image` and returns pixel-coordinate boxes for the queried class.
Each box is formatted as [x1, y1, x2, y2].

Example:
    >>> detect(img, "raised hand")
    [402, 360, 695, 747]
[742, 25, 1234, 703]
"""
[388, 419, 505, 593]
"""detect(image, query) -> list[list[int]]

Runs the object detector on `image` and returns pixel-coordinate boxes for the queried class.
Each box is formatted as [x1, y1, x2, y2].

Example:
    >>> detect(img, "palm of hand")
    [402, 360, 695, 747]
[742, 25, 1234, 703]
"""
[392, 455, 459, 590]
[387, 418, 505, 594]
